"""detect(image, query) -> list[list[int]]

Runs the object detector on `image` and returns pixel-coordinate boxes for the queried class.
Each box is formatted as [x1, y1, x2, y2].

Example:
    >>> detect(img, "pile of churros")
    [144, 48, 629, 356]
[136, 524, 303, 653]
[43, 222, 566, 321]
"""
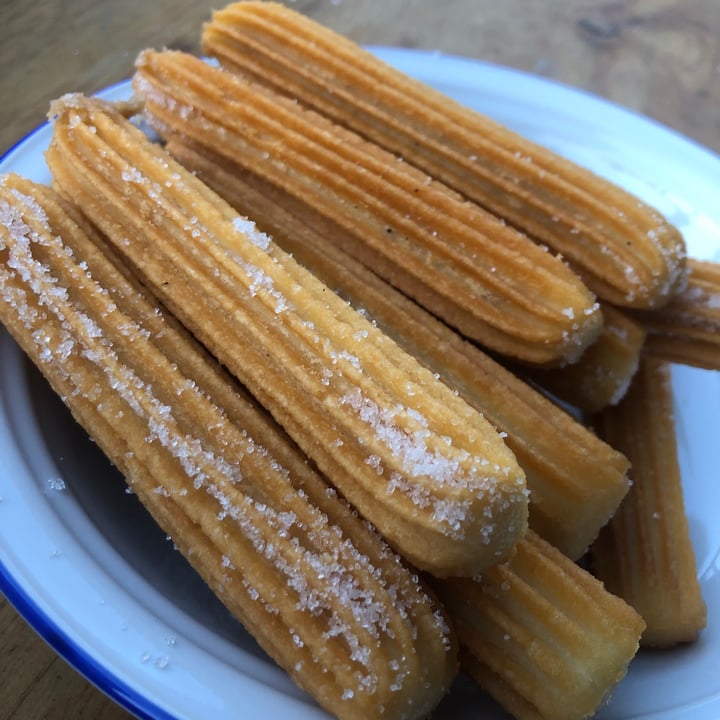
[0, 3, 714, 719]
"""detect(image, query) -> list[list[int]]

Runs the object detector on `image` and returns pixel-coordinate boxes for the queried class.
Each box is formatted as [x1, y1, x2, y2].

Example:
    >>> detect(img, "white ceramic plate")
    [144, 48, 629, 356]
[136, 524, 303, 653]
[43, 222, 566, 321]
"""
[1, 48, 719, 720]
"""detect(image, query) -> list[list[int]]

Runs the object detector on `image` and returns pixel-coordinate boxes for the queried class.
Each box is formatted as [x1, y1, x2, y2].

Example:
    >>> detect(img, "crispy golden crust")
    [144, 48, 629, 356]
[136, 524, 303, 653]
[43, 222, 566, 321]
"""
[593, 357, 707, 647]
[435, 532, 645, 720]
[526, 304, 647, 413]
[166, 135, 631, 560]
[0, 174, 460, 720]
[202, 1, 687, 310]
[639, 258, 720, 369]
[133, 49, 603, 366]
[46, 94, 530, 578]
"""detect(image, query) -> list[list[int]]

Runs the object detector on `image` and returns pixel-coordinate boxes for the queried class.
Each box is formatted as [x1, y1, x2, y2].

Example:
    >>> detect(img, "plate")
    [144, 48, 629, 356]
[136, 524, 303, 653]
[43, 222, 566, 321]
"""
[1, 48, 719, 720]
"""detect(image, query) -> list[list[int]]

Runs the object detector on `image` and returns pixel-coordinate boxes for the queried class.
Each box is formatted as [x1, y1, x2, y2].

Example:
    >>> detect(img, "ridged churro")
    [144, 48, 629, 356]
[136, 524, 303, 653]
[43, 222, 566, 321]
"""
[435, 531, 645, 720]
[527, 304, 646, 413]
[201, 1, 687, 310]
[0, 174, 460, 719]
[593, 357, 707, 647]
[166, 135, 631, 560]
[46, 94, 529, 578]
[132, 49, 603, 366]
[640, 258, 720, 370]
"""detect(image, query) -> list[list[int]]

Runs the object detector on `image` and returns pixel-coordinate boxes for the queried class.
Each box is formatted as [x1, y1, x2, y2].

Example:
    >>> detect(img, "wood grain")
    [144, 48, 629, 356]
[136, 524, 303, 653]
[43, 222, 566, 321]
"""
[1, 0, 718, 157]
[0, 0, 718, 718]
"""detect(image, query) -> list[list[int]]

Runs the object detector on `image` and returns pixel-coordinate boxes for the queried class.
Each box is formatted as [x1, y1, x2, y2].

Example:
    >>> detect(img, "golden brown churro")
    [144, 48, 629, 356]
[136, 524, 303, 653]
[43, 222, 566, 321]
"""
[166, 136, 631, 560]
[436, 532, 645, 720]
[0, 3, 712, 716]
[593, 357, 707, 647]
[0, 175, 460, 719]
[133, 49, 603, 366]
[527, 304, 647, 413]
[201, 1, 687, 310]
[46, 94, 530, 578]
[640, 258, 720, 370]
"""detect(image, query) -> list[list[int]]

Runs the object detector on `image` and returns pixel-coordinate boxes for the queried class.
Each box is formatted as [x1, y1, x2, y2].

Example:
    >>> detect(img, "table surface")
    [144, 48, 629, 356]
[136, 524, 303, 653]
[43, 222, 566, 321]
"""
[1, 0, 718, 718]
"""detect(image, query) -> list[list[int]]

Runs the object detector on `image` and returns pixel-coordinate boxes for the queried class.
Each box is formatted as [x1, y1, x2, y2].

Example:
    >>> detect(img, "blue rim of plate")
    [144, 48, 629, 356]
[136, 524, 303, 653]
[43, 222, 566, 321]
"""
[0, 47, 719, 720]
[0, 561, 172, 720]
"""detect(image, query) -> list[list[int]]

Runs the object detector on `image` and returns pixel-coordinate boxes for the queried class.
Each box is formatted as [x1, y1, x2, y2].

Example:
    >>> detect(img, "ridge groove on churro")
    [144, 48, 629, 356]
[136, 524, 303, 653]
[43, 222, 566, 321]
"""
[202, 1, 687, 310]
[46, 94, 529, 578]
[166, 136, 631, 560]
[525, 304, 647, 413]
[132, 49, 603, 365]
[436, 532, 645, 720]
[639, 258, 720, 370]
[0, 174, 459, 720]
[593, 357, 707, 647]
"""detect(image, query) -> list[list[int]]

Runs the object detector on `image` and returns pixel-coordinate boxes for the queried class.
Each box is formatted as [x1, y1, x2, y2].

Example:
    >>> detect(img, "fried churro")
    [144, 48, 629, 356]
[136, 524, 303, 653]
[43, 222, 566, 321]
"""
[527, 304, 647, 413]
[166, 135, 631, 560]
[640, 258, 720, 370]
[201, 1, 687, 310]
[593, 357, 707, 647]
[0, 174, 460, 719]
[46, 94, 529, 578]
[436, 531, 645, 720]
[132, 49, 603, 366]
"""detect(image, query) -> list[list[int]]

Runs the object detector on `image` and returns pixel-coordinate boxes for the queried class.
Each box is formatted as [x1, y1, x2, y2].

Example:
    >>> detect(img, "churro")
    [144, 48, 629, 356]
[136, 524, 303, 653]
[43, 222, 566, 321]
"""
[593, 357, 707, 647]
[133, 49, 603, 366]
[640, 258, 720, 370]
[527, 304, 646, 413]
[46, 94, 529, 578]
[166, 135, 631, 560]
[436, 531, 645, 720]
[0, 174, 460, 719]
[201, 1, 687, 310]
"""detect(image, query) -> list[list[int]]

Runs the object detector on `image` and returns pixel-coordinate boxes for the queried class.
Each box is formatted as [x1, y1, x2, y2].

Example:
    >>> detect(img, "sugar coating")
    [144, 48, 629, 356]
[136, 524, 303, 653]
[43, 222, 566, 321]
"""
[46, 477, 66, 491]
[49, 95, 531, 588]
[0, 184, 453, 699]
[338, 386, 522, 540]
[232, 216, 272, 251]
[684, 283, 720, 311]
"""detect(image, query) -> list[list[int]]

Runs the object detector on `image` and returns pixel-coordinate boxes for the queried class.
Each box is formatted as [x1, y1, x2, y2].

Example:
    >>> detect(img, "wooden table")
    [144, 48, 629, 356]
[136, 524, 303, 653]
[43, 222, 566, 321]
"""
[0, 1, 718, 718]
